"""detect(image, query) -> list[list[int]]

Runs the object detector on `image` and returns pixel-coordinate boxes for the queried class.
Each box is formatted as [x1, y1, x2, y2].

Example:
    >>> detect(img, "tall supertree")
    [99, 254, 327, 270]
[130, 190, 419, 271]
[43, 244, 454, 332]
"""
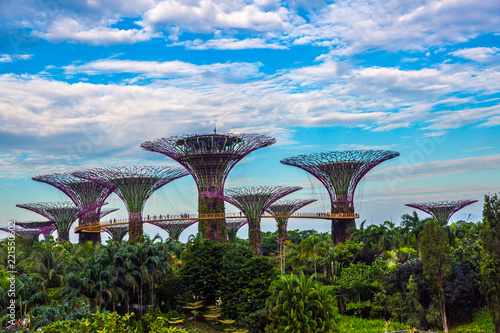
[225, 218, 248, 243]
[73, 166, 188, 243]
[141, 132, 276, 243]
[16, 202, 101, 243]
[405, 200, 478, 226]
[281, 150, 400, 244]
[266, 199, 316, 255]
[32, 173, 116, 244]
[150, 220, 197, 242]
[103, 225, 129, 242]
[204, 186, 301, 255]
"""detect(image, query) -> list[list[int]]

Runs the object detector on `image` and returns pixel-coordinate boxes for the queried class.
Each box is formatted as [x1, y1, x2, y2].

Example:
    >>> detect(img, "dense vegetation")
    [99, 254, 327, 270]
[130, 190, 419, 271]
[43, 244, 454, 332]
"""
[0, 193, 499, 332]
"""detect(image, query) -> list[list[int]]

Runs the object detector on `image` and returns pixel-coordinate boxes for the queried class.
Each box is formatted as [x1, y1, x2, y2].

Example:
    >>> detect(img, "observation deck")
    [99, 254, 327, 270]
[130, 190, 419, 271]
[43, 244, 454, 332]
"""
[74, 211, 360, 233]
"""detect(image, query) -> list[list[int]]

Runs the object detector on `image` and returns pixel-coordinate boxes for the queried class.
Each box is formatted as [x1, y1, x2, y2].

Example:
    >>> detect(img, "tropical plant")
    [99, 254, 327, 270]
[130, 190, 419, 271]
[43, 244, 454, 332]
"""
[266, 272, 339, 332]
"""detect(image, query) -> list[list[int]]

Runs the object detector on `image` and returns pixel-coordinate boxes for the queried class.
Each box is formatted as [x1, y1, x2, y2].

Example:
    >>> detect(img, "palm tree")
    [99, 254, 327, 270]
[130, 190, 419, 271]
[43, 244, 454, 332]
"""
[30, 248, 64, 288]
[300, 236, 328, 279]
[401, 212, 426, 258]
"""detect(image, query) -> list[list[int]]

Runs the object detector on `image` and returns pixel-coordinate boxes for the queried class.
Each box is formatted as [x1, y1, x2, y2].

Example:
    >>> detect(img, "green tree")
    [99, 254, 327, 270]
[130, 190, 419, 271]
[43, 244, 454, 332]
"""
[300, 236, 328, 279]
[421, 219, 451, 332]
[220, 245, 278, 331]
[481, 193, 500, 333]
[266, 272, 339, 332]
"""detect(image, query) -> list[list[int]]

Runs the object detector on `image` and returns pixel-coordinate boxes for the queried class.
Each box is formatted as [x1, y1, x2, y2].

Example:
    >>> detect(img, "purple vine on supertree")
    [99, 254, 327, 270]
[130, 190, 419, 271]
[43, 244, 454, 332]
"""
[141, 132, 276, 243]
[405, 200, 478, 225]
[103, 225, 129, 242]
[72, 165, 188, 243]
[204, 185, 301, 255]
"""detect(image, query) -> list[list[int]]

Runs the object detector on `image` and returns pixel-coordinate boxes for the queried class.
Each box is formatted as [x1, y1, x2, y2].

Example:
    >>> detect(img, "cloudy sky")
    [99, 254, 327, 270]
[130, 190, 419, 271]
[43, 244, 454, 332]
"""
[1, 0, 499, 241]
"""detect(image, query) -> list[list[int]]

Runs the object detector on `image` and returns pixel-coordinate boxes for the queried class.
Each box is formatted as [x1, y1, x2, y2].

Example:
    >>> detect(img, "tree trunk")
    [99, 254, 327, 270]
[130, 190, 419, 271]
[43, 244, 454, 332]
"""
[442, 300, 448, 333]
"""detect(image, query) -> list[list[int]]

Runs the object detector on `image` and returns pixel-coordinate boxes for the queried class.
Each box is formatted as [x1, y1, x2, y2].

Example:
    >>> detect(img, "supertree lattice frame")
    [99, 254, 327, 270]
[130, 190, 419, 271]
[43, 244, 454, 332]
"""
[73, 166, 188, 243]
[15, 221, 57, 240]
[103, 225, 129, 242]
[267, 199, 316, 246]
[281, 150, 400, 244]
[0, 225, 47, 241]
[16, 202, 101, 243]
[225, 218, 248, 243]
[150, 220, 197, 242]
[405, 200, 478, 225]
[141, 132, 276, 243]
[32, 172, 116, 244]
[204, 186, 301, 255]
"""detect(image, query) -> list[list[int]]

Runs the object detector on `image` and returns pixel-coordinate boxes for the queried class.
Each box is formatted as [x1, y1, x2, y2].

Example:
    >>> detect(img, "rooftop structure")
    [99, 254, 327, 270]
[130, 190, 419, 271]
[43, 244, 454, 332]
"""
[150, 220, 197, 242]
[405, 200, 478, 226]
[73, 166, 188, 243]
[16, 202, 100, 243]
[141, 132, 276, 243]
[32, 173, 116, 244]
[225, 218, 248, 243]
[281, 150, 400, 244]
[204, 186, 301, 255]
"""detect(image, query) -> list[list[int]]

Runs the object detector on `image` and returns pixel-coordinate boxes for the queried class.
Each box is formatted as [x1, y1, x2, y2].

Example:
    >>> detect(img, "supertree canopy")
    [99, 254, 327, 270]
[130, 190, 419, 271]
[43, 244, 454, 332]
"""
[0, 225, 50, 241]
[141, 132, 276, 243]
[32, 172, 116, 244]
[73, 166, 188, 243]
[15, 221, 57, 240]
[103, 225, 129, 242]
[405, 200, 478, 226]
[204, 186, 301, 255]
[16, 202, 101, 243]
[281, 150, 400, 244]
[225, 218, 248, 243]
[267, 199, 316, 247]
[150, 220, 197, 242]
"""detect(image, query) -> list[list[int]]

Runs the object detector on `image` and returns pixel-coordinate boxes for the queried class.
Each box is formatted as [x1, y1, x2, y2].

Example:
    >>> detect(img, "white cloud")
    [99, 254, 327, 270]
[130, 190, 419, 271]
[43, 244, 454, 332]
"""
[172, 37, 286, 50]
[451, 47, 500, 62]
[0, 54, 33, 62]
[63, 59, 263, 80]
[139, 0, 293, 33]
[32, 18, 160, 45]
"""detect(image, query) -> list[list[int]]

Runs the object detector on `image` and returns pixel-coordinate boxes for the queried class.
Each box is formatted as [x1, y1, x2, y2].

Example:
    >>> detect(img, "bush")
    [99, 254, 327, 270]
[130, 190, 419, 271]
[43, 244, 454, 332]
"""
[266, 272, 339, 333]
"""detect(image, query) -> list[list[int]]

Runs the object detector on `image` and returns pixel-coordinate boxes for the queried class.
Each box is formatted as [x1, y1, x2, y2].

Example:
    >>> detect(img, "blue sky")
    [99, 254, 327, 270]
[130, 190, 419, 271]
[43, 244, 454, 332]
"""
[1, 0, 499, 242]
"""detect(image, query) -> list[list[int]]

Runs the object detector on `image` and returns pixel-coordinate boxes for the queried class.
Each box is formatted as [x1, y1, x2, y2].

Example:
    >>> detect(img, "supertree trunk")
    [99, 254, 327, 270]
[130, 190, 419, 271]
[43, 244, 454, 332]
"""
[129, 211, 143, 243]
[198, 194, 227, 243]
[248, 216, 262, 255]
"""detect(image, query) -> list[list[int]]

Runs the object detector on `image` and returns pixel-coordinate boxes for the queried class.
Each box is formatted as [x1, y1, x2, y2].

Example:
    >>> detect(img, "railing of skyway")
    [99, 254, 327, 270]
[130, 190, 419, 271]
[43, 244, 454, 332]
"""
[75, 212, 360, 232]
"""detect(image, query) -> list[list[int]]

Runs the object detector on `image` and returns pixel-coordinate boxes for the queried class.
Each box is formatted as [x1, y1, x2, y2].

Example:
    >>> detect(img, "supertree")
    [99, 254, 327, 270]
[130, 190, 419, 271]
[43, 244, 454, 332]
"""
[16, 221, 57, 240]
[281, 150, 400, 244]
[266, 199, 316, 257]
[141, 132, 276, 243]
[150, 220, 197, 242]
[32, 173, 116, 244]
[225, 218, 248, 243]
[16, 202, 101, 243]
[103, 225, 129, 242]
[204, 186, 301, 255]
[73, 166, 188, 243]
[0, 225, 47, 241]
[405, 200, 478, 226]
